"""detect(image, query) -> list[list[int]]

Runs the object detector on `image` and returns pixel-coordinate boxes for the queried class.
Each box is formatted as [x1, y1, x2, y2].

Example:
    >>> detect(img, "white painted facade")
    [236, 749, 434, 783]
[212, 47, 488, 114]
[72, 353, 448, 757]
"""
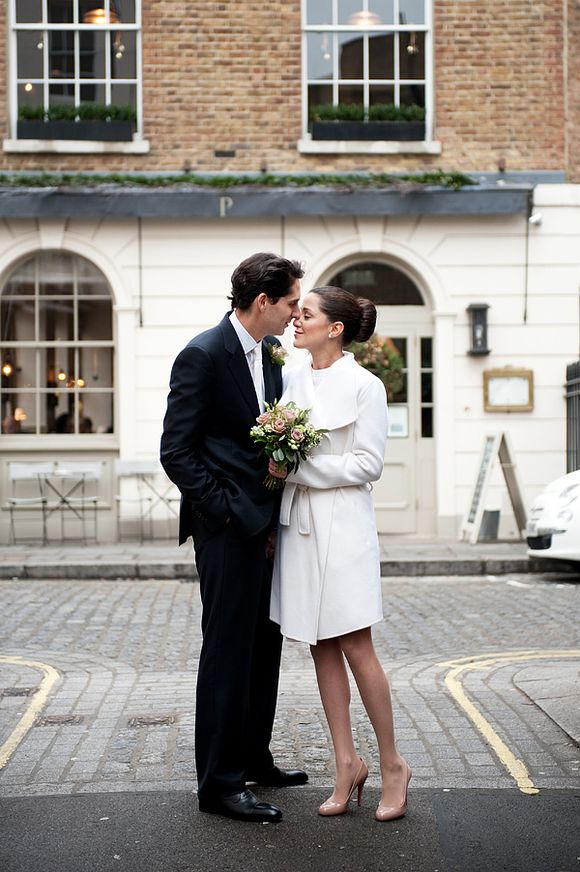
[1, 184, 579, 543]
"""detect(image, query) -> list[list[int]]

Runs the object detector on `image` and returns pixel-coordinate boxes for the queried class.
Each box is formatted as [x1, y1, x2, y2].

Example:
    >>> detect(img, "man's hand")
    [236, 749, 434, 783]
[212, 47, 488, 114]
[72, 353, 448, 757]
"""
[265, 530, 277, 560]
[268, 458, 288, 480]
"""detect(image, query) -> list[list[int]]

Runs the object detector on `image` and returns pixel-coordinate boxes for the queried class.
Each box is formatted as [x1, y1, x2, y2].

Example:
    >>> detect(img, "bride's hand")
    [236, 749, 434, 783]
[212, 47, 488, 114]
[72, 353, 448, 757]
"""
[268, 458, 288, 479]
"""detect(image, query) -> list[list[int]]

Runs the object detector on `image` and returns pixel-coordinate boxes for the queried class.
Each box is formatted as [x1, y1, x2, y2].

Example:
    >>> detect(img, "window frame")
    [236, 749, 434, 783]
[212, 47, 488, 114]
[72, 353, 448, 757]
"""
[301, 0, 434, 143]
[1, 252, 116, 439]
[8, 0, 143, 142]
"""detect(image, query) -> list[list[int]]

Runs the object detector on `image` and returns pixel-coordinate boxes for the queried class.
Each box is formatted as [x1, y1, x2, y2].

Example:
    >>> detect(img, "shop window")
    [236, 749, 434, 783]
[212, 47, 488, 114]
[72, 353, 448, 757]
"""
[1, 252, 114, 436]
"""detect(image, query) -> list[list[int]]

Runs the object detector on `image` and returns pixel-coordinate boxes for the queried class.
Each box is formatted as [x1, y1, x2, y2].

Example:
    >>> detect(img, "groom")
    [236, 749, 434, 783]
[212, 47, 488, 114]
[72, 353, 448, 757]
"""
[160, 252, 307, 822]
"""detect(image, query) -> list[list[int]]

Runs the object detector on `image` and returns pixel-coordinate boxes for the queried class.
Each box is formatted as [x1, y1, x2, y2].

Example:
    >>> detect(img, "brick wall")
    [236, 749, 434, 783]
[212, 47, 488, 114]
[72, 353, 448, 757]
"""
[567, 0, 580, 181]
[0, 1, 571, 175]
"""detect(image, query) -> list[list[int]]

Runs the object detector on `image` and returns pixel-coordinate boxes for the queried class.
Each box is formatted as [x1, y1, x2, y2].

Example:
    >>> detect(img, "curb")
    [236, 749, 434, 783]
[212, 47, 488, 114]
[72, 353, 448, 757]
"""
[0, 556, 577, 581]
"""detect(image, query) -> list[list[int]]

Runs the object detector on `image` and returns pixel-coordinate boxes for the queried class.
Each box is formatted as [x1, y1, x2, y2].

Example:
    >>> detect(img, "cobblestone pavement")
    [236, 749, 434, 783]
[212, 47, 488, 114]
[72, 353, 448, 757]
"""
[0, 573, 579, 798]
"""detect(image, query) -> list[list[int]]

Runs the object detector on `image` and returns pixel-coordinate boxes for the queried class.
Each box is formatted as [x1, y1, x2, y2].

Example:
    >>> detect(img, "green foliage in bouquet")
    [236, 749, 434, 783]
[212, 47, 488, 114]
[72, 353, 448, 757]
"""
[350, 335, 405, 400]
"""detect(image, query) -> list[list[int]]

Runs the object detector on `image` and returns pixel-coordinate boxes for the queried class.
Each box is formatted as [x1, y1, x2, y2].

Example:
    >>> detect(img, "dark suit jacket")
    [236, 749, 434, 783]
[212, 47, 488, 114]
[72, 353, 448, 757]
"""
[160, 313, 283, 544]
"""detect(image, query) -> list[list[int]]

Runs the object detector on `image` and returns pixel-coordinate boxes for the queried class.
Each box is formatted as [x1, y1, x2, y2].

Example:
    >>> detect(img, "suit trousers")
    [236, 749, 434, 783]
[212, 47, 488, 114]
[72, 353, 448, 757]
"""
[191, 519, 283, 801]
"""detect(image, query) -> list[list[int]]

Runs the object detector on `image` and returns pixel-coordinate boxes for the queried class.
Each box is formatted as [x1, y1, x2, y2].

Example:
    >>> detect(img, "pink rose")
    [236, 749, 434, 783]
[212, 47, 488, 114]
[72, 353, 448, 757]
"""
[256, 412, 270, 424]
[283, 408, 299, 423]
[291, 428, 304, 442]
[272, 418, 286, 433]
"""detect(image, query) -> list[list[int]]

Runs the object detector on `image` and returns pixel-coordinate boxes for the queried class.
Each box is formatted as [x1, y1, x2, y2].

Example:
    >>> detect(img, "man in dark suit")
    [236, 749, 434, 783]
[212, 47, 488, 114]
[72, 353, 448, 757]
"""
[160, 253, 307, 822]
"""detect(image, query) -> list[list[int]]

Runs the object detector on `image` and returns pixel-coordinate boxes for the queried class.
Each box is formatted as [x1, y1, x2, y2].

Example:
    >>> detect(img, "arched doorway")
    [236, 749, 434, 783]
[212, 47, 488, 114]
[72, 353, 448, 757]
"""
[327, 259, 435, 533]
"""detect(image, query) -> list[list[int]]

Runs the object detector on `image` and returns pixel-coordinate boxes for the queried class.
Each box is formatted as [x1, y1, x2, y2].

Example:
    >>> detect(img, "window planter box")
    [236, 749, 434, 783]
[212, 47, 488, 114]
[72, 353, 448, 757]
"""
[311, 120, 425, 142]
[17, 120, 135, 142]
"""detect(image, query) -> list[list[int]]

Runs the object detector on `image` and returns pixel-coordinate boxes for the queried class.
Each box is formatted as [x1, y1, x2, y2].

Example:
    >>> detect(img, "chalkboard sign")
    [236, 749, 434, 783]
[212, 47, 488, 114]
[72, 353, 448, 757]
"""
[460, 432, 527, 543]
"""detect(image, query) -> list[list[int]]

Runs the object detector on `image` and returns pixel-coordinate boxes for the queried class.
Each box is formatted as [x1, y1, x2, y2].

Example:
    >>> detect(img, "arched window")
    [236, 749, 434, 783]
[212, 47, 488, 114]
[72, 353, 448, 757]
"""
[1, 252, 114, 436]
[329, 260, 424, 305]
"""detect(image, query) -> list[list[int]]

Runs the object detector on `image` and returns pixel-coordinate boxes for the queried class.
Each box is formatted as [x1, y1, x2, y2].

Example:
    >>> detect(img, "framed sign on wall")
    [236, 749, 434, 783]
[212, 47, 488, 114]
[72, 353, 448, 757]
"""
[483, 368, 534, 413]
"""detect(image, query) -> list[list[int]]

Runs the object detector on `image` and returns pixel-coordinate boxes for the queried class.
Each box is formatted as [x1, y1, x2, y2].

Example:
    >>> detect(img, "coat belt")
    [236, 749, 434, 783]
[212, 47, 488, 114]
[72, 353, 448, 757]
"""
[279, 483, 311, 534]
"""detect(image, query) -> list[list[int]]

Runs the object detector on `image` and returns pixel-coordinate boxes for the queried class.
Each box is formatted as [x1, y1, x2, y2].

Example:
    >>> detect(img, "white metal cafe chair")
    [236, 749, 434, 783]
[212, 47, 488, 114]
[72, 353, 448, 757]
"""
[114, 459, 155, 543]
[7, 461, 54, 545]
[114, 459, 180, 541]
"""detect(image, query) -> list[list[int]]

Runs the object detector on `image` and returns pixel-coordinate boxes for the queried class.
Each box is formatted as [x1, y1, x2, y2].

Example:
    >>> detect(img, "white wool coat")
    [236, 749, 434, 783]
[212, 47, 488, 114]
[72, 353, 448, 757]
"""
[270, 352, 388, 645]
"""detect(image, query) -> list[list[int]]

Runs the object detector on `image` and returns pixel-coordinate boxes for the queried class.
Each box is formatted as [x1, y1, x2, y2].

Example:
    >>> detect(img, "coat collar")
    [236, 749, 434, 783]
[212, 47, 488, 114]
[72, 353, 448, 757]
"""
[282, 352, 358, 431]
[218, 313, 279, 413]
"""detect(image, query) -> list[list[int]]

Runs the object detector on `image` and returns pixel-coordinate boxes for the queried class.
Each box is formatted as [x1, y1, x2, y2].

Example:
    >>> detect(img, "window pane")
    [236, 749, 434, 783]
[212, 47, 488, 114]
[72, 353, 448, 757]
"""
[400, 83, 425, 107]
[39, 253, 74, 293]
[48, 0, 74, 23]
[1, 348, 36, 388]
[16, 0, 43, 23]
[421, 406, 433, 438]
[78, 301, 113, 340]
[46, 346, 74, 388]
[308, 83, 333, 116]
[1, 299, 35, 340]
[49, 29, 75, 79]
[339, 33, 363, 79]
[39, 299, 74, 341]
[369, 0, 394, 25]
[18, 82, 43, 111]
[110, 83, 136, 113]
[307, 0, 333, 25]
[79, 391, 114, 433]
[421, 337, 432, 368]
[79, 0, 120, 23]
[369, 34, 394, 79]
[80, 82, 106, 103]
[79, 30, 106, 78]
[369, 85, 395, 105]
[17, 32, 45, 79]
[49, 82, 75, 105]
[78, 348, 113, 387]
[390, 372, 407, 403]
[307, 32, 334, 81]
[399, 31, 425, 79]
[388, 337, 407, 367]
[77, 260, 111, 295]
[399, 0, 424, 25]
[338, 0, 361, 25]
[331, 262, 424, 305]
[112, 30, 136, 78]
[3, 260, 36, 295]
[117, 0, 136, 23]
[1, 394, 36, 434]
[338, 84, 363, 105]
[421, 372, 433, 403]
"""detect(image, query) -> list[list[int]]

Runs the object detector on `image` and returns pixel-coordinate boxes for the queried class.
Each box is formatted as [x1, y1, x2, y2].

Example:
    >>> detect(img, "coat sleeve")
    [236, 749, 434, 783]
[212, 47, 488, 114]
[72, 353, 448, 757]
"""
[287, 377, 388, 489]
[160, 343, 230, 521]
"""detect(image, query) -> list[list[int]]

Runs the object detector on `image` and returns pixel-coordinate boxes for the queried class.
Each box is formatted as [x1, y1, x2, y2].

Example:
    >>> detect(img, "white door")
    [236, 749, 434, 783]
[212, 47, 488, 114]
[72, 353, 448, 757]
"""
[373, 307, 435, 534]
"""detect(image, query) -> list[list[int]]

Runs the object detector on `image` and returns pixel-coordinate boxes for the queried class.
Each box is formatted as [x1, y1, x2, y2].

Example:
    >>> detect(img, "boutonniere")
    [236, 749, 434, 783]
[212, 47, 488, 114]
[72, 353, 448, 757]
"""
[266, 343, 288, 366]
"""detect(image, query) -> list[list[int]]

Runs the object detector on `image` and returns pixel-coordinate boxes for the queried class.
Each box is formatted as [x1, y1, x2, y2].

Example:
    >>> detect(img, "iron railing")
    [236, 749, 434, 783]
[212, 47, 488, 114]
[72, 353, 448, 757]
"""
[565, 360, 580, 472]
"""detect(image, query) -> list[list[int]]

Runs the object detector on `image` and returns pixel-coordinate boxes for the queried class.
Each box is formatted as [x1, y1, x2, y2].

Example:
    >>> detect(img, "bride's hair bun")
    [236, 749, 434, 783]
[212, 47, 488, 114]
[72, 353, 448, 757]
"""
[354, 298, 377, 343]
[310, 286, 377, 345]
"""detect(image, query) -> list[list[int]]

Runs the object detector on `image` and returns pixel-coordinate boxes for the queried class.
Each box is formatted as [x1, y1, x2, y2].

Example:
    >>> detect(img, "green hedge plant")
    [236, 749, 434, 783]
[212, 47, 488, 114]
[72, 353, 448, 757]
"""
[18, 103, 136, 122]
[310, 103, 425, 123]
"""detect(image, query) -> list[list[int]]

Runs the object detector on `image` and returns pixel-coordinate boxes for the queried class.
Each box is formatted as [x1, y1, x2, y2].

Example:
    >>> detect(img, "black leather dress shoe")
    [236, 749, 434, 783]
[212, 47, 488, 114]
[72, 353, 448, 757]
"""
[245, 766, 308, 787]
[198, 789, 282, 822]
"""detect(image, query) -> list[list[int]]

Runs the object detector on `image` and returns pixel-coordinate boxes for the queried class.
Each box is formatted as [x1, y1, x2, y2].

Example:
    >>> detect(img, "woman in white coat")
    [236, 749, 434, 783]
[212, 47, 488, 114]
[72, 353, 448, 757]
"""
[270, 286, 411, 822]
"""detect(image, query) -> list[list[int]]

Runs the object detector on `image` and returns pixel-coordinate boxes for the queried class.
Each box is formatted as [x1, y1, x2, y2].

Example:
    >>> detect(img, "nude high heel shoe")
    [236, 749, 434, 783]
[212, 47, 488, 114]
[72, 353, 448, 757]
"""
[375, 762, 412, 822]
[318, 758, 368, 817]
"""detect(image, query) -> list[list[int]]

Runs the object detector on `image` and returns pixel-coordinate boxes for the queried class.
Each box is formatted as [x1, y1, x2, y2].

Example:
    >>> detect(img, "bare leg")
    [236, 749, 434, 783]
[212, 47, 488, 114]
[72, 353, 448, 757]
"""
[310, 638, 365, 802]
[340, 628, 407, 806]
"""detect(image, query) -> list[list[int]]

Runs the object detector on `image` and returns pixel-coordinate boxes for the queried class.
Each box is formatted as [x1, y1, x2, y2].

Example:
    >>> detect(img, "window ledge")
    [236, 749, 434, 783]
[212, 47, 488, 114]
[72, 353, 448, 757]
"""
[3, 138, 150, 154]
[297, 138, 442, 155]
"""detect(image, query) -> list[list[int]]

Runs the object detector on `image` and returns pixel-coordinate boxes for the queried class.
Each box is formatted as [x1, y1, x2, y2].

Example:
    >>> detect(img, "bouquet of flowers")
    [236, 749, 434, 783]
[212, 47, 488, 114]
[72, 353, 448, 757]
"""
[250, 401, 327, 490]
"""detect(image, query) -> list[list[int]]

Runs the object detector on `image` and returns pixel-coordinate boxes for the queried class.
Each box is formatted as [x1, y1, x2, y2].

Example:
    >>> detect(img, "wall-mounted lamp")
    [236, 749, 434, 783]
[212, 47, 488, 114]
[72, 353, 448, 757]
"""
[467, 303, 490, 355]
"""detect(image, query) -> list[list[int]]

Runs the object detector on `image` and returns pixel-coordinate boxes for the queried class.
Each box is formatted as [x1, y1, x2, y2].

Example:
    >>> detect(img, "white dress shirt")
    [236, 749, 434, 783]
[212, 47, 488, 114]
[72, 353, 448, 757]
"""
[229, 310, 265, 412]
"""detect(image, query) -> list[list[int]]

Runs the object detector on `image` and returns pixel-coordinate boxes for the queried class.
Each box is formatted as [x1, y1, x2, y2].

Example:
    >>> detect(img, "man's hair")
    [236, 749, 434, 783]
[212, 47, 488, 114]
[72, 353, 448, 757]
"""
[229, 252, 304, 310]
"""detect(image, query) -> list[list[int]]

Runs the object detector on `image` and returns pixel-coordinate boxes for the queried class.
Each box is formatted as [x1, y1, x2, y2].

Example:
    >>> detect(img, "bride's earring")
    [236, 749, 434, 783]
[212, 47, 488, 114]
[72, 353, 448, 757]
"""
[328, 333, 333, 339]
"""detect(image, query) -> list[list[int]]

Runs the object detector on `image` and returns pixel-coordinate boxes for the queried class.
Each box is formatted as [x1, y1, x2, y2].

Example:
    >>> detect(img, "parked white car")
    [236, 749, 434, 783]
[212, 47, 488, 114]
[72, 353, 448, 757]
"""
[526, 470, 580, 564]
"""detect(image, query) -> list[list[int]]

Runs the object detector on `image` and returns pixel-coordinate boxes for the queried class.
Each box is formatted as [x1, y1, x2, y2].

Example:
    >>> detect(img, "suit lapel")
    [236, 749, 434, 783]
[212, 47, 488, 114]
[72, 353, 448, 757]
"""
[219, 314, 260, 418]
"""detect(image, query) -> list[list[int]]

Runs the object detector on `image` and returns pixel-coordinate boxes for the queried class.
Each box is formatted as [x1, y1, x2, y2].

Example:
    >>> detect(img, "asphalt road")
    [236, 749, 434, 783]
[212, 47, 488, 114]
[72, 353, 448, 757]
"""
[1, 788, 579, 872]
[1, 572, 579, 871]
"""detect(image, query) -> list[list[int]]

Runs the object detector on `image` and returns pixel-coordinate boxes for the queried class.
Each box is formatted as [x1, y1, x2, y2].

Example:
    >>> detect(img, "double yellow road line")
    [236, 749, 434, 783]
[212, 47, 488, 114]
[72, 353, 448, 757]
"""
[439, 649, 580, 795]
[0, 655, 60, 770]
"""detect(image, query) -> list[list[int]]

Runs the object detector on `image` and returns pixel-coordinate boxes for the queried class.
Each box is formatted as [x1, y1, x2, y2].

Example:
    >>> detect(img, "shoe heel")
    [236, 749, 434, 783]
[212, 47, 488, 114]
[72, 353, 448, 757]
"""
[356, 778, 366, 807]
